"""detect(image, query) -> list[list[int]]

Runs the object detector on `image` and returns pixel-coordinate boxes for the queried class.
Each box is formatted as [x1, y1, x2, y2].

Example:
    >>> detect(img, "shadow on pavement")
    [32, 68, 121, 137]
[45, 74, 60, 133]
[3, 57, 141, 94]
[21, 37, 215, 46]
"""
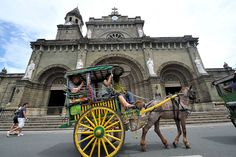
[203, 136, 236, 145]
[38, 142, 78, 157]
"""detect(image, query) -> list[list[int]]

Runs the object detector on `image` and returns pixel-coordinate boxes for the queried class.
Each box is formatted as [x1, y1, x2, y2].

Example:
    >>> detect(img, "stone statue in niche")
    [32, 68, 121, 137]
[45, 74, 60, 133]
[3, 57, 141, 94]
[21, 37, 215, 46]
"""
[138, 27, 144, 37]
[146, 57, 157, 76]
[22, 60, 35, 80]
[76, 59, 83, 69]
[194, 57, 208, 75]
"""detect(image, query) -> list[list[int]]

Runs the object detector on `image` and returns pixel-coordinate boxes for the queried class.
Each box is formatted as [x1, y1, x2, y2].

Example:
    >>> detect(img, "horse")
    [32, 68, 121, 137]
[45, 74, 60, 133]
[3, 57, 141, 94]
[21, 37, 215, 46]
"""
[139, 86, 195, 152]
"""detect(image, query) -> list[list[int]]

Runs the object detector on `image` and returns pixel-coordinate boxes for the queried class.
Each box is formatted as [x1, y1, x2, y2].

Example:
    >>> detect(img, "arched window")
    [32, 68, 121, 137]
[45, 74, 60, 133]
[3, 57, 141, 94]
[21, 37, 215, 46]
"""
[69, 17, 72, 21]
[75, 19, 78, 23]
[107, 32, 124, 39]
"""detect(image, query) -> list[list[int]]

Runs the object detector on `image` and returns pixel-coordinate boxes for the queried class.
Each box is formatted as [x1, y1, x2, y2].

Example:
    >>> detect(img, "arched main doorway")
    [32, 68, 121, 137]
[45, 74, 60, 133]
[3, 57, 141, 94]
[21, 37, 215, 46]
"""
[160, 63, 193, 95]
[38, 66, 69, 115]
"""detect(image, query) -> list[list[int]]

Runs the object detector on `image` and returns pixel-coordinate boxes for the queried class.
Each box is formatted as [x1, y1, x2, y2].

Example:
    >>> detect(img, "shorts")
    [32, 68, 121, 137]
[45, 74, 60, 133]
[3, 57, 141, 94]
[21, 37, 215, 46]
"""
[18, 118, 25, 128]
[13, 116, 18, 124]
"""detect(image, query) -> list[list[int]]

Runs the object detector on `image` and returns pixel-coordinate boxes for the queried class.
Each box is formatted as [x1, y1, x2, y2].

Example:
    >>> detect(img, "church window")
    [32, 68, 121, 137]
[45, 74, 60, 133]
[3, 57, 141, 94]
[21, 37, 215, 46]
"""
[9, 87, 16, 102]
[69, 17, 72, 21]
[107, 32, 124, 39]
[75, 19, 78, 23]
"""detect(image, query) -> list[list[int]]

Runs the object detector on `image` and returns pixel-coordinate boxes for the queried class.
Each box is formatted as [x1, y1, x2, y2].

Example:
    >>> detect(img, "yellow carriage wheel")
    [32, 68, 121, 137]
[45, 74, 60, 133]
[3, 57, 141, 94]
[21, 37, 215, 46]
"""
[73, 107, 125, 157]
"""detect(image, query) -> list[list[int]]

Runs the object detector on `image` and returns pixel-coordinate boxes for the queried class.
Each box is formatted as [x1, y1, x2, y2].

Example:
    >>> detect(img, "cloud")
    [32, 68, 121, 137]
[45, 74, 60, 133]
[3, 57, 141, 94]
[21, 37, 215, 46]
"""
[0, 0, 235, 72]
[0, 20, 37, 73]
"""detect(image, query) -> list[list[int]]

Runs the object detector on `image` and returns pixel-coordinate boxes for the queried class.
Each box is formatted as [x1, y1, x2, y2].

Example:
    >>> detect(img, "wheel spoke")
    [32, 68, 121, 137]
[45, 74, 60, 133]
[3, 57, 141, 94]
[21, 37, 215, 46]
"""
[105, 121, 119, 130]
[79, 123, 94, 130]
[98, 109, 101, 125]
[91, 111, 98, 126]
[106, 129, 122, 133]
[101, 110, 108, 126]
[78, 134, 94, 144]
[106, 133, 121, 142]
[82, 137, 96, 151]
[101, 138, 109, 156]
[104, 115, 115, 127]
[84, 115, 95, 128]
[103, 136, 117, 150]
[98, 139, 101, 157]
[77, 131, 93, 135]
[89, 139, 97, 157]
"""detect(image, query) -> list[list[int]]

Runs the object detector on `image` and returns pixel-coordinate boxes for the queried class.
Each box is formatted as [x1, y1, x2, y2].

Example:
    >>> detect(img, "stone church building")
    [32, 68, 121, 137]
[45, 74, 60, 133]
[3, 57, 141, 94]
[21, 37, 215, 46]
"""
[0, 7, 233, 115]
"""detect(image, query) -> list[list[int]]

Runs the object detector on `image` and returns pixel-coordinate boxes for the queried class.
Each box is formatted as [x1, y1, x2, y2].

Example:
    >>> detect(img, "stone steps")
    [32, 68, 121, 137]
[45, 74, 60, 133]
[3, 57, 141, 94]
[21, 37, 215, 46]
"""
[0, 111, 230, 131]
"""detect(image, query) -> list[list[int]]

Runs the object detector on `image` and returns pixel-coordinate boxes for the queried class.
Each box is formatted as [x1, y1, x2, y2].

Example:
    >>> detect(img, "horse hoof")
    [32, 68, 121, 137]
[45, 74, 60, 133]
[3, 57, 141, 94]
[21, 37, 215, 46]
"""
[164, 144, 170, 149]
[173, 142, 177, 148]
[140, 147, 146, 152]
[185, 144, 191, 149]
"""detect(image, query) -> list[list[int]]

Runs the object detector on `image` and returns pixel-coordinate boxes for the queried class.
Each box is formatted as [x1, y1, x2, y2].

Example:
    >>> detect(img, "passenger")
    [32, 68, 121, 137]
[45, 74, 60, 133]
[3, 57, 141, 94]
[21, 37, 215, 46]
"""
[102, 73, 134, 108]
[113, 75, 135, 104]
[224, 71, 236, 91]
[68, 75, 87, 103]
[69, 75, 84, 93]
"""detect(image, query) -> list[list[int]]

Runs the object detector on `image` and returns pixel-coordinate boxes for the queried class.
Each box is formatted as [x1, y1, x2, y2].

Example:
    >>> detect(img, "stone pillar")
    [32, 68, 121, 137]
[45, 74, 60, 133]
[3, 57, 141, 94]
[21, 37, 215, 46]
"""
[147, 76, 158, 99]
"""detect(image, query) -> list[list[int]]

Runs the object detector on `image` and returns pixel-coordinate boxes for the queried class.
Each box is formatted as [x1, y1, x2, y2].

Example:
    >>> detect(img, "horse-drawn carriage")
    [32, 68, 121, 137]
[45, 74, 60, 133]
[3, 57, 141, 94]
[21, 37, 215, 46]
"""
[212, 73, 236, 127]
[61, 65, 194, 156]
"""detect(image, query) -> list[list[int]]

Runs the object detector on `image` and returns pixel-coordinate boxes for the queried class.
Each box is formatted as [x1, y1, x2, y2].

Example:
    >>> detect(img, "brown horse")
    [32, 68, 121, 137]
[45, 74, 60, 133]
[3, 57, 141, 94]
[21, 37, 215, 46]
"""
[139, 86, 195, 151]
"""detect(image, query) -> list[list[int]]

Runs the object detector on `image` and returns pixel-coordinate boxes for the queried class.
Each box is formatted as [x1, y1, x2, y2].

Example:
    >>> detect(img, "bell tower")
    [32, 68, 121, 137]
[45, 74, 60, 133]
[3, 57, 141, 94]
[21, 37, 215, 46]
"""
[56, 7, 84, 40]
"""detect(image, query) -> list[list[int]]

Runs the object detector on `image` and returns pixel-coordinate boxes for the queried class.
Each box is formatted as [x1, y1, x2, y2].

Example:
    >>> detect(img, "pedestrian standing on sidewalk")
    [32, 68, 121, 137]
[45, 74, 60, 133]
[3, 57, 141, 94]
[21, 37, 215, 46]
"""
[6, 104, 21, 136]
[7, 103, 28, 137]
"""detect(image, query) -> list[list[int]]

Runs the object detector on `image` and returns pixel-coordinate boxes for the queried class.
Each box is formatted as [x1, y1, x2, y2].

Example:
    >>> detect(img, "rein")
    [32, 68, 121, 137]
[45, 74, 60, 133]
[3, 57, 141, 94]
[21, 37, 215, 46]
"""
[132, 93, 151, 101]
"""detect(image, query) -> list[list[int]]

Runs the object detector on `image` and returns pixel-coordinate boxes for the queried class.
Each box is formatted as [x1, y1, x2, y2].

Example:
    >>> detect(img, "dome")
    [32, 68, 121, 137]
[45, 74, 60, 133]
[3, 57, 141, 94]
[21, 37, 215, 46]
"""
[65, 7, 83, 24]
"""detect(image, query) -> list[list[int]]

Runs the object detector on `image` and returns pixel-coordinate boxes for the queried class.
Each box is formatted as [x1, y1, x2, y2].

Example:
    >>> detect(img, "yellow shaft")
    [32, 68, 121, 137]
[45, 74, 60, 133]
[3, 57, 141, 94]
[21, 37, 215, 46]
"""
[140, 94, 178, 115]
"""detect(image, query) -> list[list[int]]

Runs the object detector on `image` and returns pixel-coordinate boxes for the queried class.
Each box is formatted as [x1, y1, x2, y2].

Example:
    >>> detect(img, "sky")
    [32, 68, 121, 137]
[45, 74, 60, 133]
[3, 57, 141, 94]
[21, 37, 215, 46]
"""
[0, 0, 236, 73]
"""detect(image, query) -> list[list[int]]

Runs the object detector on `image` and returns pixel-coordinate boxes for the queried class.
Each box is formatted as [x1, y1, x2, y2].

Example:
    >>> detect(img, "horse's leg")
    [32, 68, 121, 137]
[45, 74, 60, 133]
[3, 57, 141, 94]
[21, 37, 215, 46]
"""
[181, 116, 191, 149]
[173, 119, 182, 148]
[140, 121, 153, 152]
[154, 119, 170, 149]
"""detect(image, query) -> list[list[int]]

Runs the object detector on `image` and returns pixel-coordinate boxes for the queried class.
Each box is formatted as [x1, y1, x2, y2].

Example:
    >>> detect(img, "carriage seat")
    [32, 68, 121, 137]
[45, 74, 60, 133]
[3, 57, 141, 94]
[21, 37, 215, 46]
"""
[67, 89, 89, 105]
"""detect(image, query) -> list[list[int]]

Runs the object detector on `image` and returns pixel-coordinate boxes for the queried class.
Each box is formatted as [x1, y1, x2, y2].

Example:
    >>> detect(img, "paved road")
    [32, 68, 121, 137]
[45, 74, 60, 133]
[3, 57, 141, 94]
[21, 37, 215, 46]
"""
[0, 123, 235, 157]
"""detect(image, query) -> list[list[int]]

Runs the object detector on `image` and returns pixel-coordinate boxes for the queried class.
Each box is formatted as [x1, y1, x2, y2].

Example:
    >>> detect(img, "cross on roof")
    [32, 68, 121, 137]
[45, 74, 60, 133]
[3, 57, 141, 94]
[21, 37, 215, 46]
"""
[111, 7, 118, 15]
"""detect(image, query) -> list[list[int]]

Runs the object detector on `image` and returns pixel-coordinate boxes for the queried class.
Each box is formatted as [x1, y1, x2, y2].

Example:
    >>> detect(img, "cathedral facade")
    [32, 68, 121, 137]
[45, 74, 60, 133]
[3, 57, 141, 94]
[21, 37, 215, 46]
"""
[0, 7, 231, 115]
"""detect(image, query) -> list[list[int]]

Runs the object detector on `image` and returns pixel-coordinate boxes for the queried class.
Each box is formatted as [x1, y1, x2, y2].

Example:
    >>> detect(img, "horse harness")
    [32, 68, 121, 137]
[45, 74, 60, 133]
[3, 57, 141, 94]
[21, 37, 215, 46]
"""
[172, 96, 191, 121]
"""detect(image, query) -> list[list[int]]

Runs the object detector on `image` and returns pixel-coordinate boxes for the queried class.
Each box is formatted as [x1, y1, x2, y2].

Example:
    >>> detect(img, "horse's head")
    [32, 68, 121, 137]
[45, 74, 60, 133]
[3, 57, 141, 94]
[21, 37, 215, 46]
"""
[180, 86, 196, 104]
